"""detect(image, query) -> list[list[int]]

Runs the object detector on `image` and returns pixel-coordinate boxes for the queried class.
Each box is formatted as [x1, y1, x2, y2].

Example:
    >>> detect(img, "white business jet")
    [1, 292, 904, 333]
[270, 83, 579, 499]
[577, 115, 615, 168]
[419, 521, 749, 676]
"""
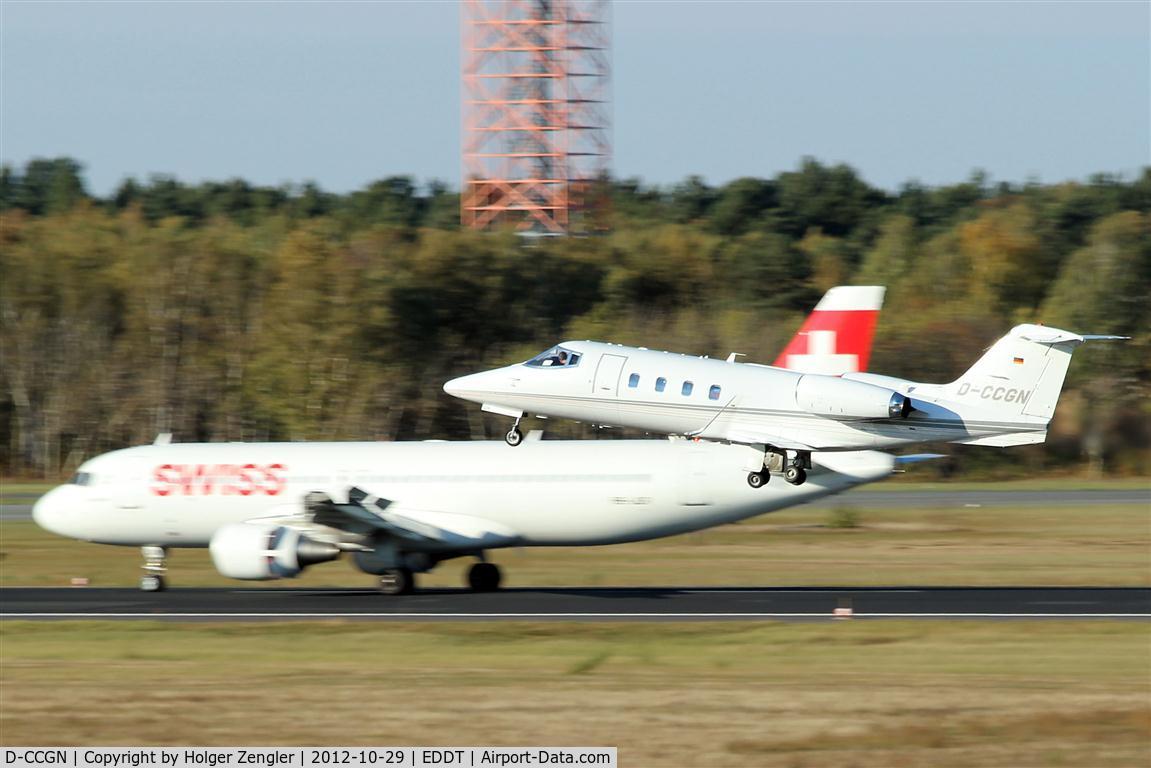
[33, 437, 904, 594]
[445, 322, 1124, 489]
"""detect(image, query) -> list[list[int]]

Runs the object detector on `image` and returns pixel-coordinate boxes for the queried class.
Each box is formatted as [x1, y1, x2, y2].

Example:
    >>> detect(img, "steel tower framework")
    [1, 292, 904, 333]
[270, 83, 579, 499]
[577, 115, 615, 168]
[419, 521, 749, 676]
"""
[462, 0, 610, 234]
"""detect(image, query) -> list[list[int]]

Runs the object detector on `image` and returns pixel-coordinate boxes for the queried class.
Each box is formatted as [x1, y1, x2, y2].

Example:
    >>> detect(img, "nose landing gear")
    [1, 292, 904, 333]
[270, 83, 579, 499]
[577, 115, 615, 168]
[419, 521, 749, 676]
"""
[140, 546, 168, 592]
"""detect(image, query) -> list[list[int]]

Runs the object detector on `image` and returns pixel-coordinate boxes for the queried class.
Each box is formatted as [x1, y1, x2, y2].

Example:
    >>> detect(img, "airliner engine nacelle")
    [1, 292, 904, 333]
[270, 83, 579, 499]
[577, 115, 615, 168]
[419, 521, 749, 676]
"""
[209, 523, 340, 580]
[794, 375, 912, 420]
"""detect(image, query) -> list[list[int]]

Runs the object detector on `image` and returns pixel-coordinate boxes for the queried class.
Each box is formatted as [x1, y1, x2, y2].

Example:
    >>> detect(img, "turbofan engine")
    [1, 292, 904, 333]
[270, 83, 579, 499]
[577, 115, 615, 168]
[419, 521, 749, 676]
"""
[209, 523, 341, 580]
[794, 374, 912, 420]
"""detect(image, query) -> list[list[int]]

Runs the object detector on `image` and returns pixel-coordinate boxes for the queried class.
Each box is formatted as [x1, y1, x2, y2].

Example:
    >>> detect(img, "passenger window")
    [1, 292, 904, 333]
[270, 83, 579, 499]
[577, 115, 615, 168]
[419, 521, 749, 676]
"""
[682, 381, 694, 396]
[709, 385, 722, 401]
[628, 373, 640, 388]
[655, 377, 666, 392]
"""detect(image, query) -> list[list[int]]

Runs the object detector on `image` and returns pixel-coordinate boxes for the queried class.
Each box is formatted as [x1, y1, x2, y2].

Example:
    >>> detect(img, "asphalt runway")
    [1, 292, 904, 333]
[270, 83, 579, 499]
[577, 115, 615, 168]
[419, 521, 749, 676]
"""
[2, 488, 1148, 521]
[3, 586, 1148, 621]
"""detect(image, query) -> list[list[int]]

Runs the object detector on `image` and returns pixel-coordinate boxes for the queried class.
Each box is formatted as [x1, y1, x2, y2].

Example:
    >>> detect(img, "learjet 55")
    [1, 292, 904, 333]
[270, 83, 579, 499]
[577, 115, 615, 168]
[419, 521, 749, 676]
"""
[445, 324, 1124, 488]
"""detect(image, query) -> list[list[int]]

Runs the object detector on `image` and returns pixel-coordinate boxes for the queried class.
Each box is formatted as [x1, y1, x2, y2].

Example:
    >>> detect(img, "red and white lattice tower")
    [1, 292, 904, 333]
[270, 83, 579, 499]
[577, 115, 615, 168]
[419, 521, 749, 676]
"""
[462, 0, 610, 234]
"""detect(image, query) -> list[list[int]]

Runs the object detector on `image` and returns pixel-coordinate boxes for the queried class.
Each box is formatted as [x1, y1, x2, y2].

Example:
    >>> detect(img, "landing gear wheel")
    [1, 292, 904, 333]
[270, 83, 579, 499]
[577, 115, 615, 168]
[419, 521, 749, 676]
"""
[746, 470, 769, 489]
[505, 427, 523, 447]
[378, 568, 415, 596]
[467, 562, 502, 592]
[140, 574, 166, 592]
[784, 466, 807, 485]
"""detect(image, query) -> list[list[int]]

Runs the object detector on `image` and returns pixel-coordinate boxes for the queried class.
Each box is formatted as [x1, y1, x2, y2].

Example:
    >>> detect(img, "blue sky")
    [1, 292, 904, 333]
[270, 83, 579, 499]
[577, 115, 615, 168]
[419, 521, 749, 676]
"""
[2, 1, 1147, 194]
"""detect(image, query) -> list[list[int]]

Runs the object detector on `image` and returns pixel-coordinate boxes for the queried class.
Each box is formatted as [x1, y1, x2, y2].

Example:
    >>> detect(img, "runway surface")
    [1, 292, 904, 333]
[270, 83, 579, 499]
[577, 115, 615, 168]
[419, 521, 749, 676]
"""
[3, 487, 1148, 521]
[3, 586, 1148, 621]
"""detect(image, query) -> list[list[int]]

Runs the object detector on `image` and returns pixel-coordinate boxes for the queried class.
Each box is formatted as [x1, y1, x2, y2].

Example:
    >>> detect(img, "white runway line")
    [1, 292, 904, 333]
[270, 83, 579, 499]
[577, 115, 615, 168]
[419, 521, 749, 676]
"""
[3, 612, 1149, 619]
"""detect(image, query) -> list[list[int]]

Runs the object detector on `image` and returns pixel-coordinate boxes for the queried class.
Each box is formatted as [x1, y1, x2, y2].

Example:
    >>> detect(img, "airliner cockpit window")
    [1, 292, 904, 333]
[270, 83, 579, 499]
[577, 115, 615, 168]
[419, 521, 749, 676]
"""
[70, 472, 93, 486]
[525, 346, 581, 368]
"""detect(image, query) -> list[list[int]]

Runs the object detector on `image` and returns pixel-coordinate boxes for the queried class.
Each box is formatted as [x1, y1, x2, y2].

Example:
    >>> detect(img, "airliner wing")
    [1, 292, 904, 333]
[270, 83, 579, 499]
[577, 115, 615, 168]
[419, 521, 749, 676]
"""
[308, 487, 520, 548]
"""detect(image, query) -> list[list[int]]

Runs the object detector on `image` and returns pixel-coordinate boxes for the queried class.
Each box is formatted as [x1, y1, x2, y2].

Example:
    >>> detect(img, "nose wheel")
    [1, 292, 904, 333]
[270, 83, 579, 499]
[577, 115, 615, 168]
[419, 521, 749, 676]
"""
[139, 546, 168, 592]
[504, 415, 524, 446]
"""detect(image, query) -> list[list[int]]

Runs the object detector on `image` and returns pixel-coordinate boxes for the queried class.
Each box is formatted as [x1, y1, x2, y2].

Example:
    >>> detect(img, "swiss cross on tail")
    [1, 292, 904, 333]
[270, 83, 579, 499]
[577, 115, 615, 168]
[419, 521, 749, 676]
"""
[773, 286, 885, 375]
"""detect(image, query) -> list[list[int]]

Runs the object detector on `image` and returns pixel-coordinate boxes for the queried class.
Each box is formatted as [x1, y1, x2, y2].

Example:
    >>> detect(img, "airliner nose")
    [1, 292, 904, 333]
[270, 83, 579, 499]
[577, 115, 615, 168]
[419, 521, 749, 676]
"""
[32, 486, 69, 537]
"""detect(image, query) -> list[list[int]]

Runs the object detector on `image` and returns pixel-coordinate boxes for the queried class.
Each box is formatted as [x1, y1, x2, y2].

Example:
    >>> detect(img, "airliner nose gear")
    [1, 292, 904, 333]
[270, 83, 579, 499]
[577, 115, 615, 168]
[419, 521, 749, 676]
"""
[140, 545, 168, 592]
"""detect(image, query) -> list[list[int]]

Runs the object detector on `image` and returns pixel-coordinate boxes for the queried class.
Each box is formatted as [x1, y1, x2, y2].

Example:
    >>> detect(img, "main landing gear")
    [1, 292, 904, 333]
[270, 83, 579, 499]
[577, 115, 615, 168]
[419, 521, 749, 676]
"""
[378, 567, 415, 596]
[140, 546, 168, 592]
[375, 560, 504, 595]
[746, 451, 810, 489]
[467, 561, 502, 592]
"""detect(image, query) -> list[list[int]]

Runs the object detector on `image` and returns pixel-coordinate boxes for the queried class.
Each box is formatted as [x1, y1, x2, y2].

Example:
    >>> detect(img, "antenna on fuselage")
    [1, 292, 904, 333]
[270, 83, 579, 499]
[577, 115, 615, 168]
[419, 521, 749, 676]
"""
[153, 433, 173, 445]
[725, 353, 746, 363]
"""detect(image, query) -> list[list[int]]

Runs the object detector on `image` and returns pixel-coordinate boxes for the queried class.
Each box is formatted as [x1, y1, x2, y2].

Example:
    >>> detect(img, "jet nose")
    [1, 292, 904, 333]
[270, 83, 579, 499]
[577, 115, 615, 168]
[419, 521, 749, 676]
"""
[443, 372, 486, 401]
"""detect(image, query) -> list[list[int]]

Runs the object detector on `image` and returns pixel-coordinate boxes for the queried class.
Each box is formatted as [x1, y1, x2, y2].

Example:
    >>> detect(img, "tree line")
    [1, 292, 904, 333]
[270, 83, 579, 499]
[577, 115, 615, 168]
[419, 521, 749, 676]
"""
[2, 157, 1148, 478]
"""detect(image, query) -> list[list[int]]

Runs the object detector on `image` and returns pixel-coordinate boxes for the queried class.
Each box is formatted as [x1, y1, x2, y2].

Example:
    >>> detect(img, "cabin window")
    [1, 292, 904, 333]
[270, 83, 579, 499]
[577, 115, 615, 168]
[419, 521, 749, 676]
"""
[709, 385, 722, 401]
[681, 381, 694, 396]
[628, 373, 640, 388]
[655, 377, 667, 392]
[524, 346, 581, 368]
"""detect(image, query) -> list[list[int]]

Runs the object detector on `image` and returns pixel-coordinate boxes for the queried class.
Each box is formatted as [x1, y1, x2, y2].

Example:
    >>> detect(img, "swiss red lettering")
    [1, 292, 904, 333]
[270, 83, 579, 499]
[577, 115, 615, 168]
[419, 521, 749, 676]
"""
[150, 462, 289, 496]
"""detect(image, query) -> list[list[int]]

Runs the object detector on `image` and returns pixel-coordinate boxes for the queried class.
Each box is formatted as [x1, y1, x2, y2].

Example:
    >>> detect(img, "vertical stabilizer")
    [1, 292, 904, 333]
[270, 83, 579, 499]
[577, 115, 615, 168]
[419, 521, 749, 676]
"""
[944, 325, 1087, 422]
[773, 286, 885, 374]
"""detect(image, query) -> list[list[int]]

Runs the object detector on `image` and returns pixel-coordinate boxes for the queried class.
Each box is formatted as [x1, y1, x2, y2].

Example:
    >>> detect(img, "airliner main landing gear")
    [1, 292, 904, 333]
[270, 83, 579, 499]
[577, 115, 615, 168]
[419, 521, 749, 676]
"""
[467, 561, 503, 592]
[378, 567, 415, 596]
[140, 545, 168, 592]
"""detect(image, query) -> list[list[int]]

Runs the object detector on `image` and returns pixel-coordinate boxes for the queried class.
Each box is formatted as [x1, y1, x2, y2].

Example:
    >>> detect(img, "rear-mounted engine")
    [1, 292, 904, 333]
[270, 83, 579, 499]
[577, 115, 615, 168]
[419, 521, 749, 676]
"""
[795, 374, 912, 420]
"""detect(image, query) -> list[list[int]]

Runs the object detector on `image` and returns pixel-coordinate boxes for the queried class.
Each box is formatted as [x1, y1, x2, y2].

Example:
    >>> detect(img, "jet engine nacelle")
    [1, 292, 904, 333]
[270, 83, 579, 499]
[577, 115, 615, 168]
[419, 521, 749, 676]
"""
[794, 374, 912, 420]
[209, 523, 340, 580]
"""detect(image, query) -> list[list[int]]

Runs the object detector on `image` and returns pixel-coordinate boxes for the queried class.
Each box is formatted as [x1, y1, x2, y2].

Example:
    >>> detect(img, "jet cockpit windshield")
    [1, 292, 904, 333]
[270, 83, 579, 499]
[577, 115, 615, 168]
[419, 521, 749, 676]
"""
[69, 471, 94, 486]
[525, 346, 582, 368]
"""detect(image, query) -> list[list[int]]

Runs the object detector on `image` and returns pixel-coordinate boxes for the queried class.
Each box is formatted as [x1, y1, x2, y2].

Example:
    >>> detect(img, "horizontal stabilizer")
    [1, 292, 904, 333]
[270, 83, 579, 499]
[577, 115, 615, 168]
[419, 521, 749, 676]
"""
[956, 432, 1046, 447]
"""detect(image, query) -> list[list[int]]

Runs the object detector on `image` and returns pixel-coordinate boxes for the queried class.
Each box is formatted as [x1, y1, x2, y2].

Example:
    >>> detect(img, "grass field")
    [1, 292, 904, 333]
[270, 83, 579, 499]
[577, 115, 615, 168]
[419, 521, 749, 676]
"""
[3, 498, 1148, 589]
[1, 621, 1148, 766]
[3, 481, 1149, 764]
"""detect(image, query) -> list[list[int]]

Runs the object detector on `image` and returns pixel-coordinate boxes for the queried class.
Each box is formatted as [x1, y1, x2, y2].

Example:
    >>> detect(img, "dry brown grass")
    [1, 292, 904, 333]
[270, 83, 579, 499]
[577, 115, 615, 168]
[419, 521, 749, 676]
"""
[3, 500, 1149, 589]
[2, 621, 1149, 766]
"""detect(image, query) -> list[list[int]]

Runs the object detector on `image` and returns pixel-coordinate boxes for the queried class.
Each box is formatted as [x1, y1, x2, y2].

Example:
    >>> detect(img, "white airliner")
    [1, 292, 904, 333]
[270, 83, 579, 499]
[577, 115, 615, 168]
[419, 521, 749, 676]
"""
[32, 437, 904, 594]
[445, 324, 1124, 488]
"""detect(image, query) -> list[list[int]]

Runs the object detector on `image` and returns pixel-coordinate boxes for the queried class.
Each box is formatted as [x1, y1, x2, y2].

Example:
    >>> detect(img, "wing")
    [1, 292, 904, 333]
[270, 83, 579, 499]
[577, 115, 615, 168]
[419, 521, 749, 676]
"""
[308, 487, 520, 548]
[689, 421, 815, 451]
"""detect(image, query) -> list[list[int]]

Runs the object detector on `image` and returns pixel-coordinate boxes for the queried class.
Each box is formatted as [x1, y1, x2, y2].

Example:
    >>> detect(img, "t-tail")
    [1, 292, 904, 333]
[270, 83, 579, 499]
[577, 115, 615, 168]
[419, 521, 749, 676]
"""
[773, 286, 885, 375]
[940, 324, 1127, 446]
